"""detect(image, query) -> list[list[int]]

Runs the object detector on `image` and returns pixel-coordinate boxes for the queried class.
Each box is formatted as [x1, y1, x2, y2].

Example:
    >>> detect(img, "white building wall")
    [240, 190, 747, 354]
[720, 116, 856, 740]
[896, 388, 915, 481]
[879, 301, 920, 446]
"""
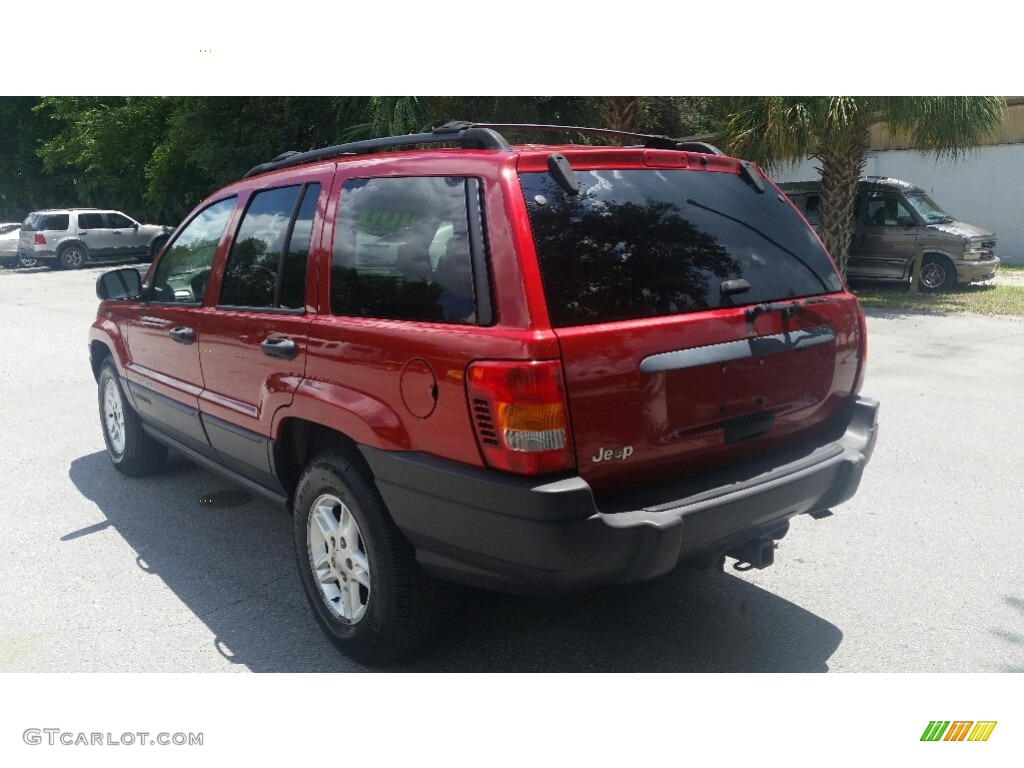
[766, 144, 1024, 264]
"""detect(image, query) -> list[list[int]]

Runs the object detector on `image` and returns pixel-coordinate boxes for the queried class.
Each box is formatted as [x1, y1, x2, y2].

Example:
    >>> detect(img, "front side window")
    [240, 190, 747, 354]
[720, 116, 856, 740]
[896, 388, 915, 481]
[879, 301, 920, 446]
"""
[520, 168, 843, 327]
[331, 176, 478, 324]
[151, 197, 236, 304]
[106, 212, 136, 229]
[218, 183, 319, 310]
[867, 195, 915, 227]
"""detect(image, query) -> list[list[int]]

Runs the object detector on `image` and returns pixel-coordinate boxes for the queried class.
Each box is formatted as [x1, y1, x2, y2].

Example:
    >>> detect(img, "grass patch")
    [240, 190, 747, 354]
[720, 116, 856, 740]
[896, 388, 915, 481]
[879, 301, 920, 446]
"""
[851, 280, 1024, 317]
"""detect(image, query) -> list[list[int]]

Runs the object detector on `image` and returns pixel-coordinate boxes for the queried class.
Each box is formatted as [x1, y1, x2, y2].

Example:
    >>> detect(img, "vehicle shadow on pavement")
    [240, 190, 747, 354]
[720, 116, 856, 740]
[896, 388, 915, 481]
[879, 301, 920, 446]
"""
[992, 596, 1024, 673]
[69, 451, 841, 673]
[399, 574, 841, 673]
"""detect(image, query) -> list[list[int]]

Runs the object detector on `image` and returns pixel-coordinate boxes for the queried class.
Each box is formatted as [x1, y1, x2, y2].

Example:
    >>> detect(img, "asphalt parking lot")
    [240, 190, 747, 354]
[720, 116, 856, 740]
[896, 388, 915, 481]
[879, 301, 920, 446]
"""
[1, 265, 1023, 672]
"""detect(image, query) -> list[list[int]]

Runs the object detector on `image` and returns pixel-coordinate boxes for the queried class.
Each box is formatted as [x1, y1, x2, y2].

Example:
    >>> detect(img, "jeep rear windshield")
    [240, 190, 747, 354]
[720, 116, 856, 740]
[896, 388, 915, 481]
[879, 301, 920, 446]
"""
[520, 169, 843, 327]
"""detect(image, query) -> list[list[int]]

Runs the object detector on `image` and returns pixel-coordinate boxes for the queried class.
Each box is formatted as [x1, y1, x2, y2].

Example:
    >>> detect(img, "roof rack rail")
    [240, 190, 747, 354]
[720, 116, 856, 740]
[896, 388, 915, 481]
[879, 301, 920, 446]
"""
[242, 124, 512, 179]
[243, 121, 726, 179]
[451, 122, 725, 155]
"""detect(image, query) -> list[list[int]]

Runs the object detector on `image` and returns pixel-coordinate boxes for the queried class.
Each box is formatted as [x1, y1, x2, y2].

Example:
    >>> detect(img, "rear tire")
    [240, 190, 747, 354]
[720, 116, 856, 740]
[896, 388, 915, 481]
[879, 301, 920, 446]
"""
[145, 237, 167, 263]
[98, 359, 167, 476]
[919, 254, 957, 292]
[58, 243, 87, 270]
[293, 451, 439, 665]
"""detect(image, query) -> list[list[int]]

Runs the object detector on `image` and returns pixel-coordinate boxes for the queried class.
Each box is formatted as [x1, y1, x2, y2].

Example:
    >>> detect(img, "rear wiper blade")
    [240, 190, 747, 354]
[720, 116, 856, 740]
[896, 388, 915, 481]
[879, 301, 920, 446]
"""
[744, 296, 839, 322]
[686, 197, 831, 292]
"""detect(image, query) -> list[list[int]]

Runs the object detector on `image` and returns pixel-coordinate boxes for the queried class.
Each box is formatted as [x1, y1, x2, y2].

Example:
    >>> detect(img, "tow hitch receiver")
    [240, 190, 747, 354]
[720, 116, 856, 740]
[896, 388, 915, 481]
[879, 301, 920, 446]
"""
[727, 539, 776, 571]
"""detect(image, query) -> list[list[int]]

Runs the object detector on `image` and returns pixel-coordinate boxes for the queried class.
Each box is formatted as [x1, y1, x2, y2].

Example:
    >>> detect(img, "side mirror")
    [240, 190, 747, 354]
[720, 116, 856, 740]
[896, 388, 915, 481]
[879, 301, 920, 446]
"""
[96, 268, 142, 300]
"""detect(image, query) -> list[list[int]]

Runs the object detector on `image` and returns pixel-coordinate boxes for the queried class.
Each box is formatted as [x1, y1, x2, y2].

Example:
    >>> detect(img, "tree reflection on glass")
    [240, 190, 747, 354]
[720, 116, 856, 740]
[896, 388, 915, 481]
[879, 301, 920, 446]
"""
[221, 236, 278, 307]
[527, 187, 740, 326]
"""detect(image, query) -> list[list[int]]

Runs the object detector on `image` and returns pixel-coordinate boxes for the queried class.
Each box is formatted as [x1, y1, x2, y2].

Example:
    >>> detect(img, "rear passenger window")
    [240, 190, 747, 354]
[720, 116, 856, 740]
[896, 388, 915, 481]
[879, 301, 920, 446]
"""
[330, 176, 479, 324]
[218, 183, 319, 310]
[279, 184, 320, 310]
[79, 213, 105, 229]
[804, 195, 821, 225]
[42, 214, 69, 231]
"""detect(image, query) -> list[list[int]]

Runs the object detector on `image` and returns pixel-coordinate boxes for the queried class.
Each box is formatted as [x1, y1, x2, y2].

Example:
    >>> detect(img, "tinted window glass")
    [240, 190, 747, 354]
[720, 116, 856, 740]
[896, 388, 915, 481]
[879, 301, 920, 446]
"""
[331, 177, 476, 324]
[519, 169, 842, 327]
[151, 197, 235, 303]
[278, 183, 320, 310]
[106, 212, 135, 228]
[867, 194, 915, 227]
[804, 195, 821, 225]
[41, 214, 69, 231]
[219, 186, 301, 308]
[0, 224, 18, 235]
[78, 213, 105, 229]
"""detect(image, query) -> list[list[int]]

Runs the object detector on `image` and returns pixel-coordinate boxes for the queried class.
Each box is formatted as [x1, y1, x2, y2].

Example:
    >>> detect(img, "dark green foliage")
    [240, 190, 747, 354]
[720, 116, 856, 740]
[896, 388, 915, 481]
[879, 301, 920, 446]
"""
[0, 97, 725, 225]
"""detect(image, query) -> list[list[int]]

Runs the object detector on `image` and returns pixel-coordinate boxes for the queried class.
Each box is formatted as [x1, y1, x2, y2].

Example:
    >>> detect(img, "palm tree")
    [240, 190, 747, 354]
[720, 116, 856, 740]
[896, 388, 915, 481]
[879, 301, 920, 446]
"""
[719, 97, 1005, 277]
[594, 97, 646, 143]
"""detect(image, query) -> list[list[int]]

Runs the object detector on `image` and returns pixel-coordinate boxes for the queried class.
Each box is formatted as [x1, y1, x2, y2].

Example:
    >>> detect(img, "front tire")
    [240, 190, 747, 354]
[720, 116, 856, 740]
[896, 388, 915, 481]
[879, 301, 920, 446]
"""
[293, 451, 439, 665]
[98, 359, 167, 476]
[919, 254, 957, 292]
[58, 243, 87, 270]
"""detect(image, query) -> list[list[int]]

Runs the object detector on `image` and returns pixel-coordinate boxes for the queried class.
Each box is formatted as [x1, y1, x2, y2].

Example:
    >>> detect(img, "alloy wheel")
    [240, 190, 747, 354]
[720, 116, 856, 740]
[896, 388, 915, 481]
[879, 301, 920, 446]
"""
[102, 377, 126, 455]
[307, 493, 371, 623]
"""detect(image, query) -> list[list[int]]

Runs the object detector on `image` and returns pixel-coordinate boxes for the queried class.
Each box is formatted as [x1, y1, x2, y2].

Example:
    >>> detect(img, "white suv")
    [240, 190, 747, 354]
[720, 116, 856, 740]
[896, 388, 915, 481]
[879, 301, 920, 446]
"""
[18, 208, 173, 269]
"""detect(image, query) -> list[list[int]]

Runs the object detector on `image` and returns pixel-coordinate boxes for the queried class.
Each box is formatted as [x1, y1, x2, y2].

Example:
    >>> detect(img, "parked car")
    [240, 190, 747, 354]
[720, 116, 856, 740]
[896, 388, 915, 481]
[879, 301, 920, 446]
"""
[18, 208, 173, 270]
[779, 177, 999, 292]
[0, 223, 22, 267]
[89, 122, 879, 664]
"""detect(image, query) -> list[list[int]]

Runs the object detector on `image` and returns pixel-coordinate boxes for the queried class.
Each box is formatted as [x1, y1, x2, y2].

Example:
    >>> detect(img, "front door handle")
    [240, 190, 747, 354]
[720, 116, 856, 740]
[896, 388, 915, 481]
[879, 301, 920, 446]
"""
[169, 326, 194, 344]
[260, 337, 297, 360]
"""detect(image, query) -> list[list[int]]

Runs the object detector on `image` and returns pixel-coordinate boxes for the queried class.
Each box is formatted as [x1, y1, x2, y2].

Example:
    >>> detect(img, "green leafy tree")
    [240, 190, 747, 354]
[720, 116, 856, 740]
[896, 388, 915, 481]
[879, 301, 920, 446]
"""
[0, 97, 76, 220]
[1, 96, 727, 226]
[718, 97, 1006, 276]
[35, 97, 176, 217]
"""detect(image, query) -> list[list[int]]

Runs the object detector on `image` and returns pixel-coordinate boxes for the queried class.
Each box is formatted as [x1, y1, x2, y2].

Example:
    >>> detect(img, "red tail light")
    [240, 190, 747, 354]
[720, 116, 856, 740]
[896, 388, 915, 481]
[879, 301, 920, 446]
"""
[34, 233, 46, 245]
[467, 360, 575, 475]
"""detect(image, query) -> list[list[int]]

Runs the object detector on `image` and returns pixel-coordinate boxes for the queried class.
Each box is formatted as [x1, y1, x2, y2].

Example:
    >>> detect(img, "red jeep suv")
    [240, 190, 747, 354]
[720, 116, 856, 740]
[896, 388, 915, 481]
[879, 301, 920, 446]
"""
[89, 122, 879, 664]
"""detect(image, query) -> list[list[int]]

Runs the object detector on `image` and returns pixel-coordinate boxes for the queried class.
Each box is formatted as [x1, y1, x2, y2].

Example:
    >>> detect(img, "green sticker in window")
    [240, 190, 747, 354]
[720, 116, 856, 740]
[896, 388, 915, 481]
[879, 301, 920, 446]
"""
[358, 211, 418, 237]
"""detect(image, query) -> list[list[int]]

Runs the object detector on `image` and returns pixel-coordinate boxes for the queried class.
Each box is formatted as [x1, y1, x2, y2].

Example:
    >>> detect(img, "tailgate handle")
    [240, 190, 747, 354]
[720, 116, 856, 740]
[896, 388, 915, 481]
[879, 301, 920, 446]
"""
[640, 326, 835, 374]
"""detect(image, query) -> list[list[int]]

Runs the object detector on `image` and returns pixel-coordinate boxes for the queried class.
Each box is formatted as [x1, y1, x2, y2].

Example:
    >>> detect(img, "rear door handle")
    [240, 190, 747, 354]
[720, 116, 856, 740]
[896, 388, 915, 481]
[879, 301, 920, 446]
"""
[169, 326, 194, 344]
[260, 337, 297, 360]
